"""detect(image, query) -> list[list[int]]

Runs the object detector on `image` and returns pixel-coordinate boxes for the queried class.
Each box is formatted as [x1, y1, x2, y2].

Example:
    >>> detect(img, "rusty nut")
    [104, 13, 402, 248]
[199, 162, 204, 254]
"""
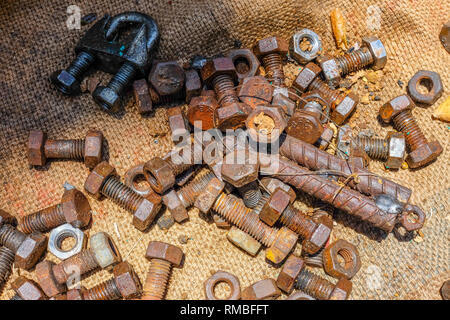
[143, 157, 175, 194]
[187, 95, 219, 131]
[215, 102, 250, 131]
[163, 190, 189, 223]
[407, 70, 443, 105]
[204, 270, 241, 300]
[276, 255, 305, 293]
[246, 105, 287, 144]
[35, 260, 65, 297]
[145, 241, 184, 267]
[260, 178, 296, 203]
[124, 163, 154, 198]
[322, 239, 361, 279]
[317, 55, 341, 87]
[113, 261, 142, 299]
[331, 93, 358, 125]
[241, 279, 281, 300]
[266, 227, 298, 265]
[289, 29, 322, 65]
[148, 61, 185, 97]
[379, 95, 414, 123]
[227, 48, 260, 80]
[84, 161, 117, 199]
[385, 132, 406, 169]
[221, 149, 259, 188]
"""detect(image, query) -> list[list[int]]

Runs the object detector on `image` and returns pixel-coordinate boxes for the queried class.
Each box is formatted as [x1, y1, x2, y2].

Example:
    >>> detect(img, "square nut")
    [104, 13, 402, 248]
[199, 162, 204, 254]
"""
[227, 227, 262, 256]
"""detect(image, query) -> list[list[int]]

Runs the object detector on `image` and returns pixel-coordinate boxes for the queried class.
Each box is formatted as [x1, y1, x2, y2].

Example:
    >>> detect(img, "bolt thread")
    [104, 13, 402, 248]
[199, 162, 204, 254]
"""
[309, 78, 342, 106]
[66, 51, 95, 80]
[10, 293, 22, 300]
[280, 205, 316, 239]
[262, 53, 285, 87]
[303, 247, 325, 268]
[20, 204, 66, 234]
[212, 74, 239, 105]
[165, 157, 193, 177]
[238, 181, 262, 208]
[178, 171, 215, 208]
[107, 62, 137, 94]
[0, 225, 26, 252]
[335, 47, 373, 76]
[55, 250, 99, 284]
[354, 136, 389, 161]
[83, 278, 122, 300]
[102, 176, 144, 213]
[212, 193, 277, 247]
[0, 247, 15, 284]
[392, 111, 427, 150]
[141, 259, 172, 300]
[44, 139, 85, 160]
[295, 269, 334, 300]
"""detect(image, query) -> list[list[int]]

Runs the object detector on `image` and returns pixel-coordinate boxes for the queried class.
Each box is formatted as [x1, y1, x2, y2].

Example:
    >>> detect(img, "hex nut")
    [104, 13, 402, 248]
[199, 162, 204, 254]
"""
[84, 129, 103, 169]
[292, 62, 322, 93]
[289, 29, 322, 64]
[143, 157, 175, 194]
[302, 221, 332, 255]
[227, 227, 262, 256]
[323, 239, 361, 279]
[260, 178, 296, 203]
[237, 76, 273, 109]
[187, 95, 219, 130]
[59, 188, 92, 228]
[113, 261, 142, 299]
[260, 188, 291, 226]
[201, 57, 237, 86]
[331, 93, 358, 125]
[362, 36, 387, 70]
[28, 130, 47, 166]
[329, 278, 352, 300]
[379, 95, 414, 123]
[215, 102, 250, 131]
[227, 48, 260, 80]
[276, 255, 305, 293]
[15, 232, 48, 270]
[407, 70, 443, 105]
[132, 193, 163, 231]
[92, 86, 121, 113]
[145, 241, 184, 267]
[90, 232, 122, 270]
[385, 132, 406, 169]
[194, 177, 225, 214]
[84, 161, 117, 199]
[149, 61, 185, 97]
[48, 223, 86, 261]
[406, 140, 443, 169]
[133, 79, 153, 114]
[241, 278, 281, 300]
[204, 270, 241, 300]
[265, 227, 298, 265]
[11, 276, 47, 300]
[163, 190, 189, 223]
[35, 260, 66, 297]
[246, 105, 287, 144]
[253, 36, 289, 58]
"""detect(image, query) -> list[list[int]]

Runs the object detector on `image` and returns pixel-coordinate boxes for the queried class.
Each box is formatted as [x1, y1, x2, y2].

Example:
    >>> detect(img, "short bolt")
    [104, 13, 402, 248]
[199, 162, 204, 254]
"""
[253, 37, 289, 87]
[295, 268, 343, 300]
[354, 136, 391, 161]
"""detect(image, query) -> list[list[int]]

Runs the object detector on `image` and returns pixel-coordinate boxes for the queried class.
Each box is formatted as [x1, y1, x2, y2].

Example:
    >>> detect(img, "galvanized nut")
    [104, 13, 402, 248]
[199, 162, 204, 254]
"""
[289, 29, 322, 64]
[48, 223, 86, 260]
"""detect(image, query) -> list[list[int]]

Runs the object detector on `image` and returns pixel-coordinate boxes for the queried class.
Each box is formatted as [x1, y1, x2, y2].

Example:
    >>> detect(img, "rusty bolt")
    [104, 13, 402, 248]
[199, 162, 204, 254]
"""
[204, 270, 241, 300]
[286, 101, 324, 144]
[253, 36, 289, 87]
[194, 178, 298, 264]
[28, 129, 103, 169]
[221, 148, 261, 208]
[10, 276, 47, 300]
[276, 255, 352, 300]
[323, 239, 361, 279]
[0, 211, 47, 270]
[260, 188, 331, 254]
[19, 188, 91, 234]
[78, 261, 142, 300]
[185, 69, 202, 103]
[353, 132, 406, 169]
[85, 162, 162, 231]
[260, 177, 296, 204]
[292, 63, 358, 124]
[241, 278, 281, 300]
[227, 48, 261, 80]
[35, 231, 121, 297]
[319, 36, 387, 85]
[237, 76, 273, 110]
[133, 79, 153, 114]
[0, 246, 15, 291]
[142, 241, 184, 300]
[407, 70, 443, 106]
[148, 61, 185, 102]
[379, 95, 443, 168]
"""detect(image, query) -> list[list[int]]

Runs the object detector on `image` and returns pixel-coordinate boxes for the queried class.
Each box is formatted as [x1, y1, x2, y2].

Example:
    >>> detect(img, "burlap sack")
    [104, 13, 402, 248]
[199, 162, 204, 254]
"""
[0, 0, 448, 300]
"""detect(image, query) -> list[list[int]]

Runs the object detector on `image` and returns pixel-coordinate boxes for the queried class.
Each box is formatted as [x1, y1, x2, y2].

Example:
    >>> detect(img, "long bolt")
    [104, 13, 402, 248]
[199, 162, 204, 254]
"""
[279, 134, 412, 203]
[82, 278, 122, 300]
[392, 110, 428, 151]
[101, 175, 145, 214]
[294, 269, 337, 300]
[354, 136, 389, 161]
[177, 171, 216, 208]
[142, 258, 172, 300]
[0, 246, 15, 290]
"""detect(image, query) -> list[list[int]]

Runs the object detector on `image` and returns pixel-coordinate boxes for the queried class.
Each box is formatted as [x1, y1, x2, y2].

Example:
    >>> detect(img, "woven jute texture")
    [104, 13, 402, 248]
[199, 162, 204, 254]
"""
[0, 0, 449, 300]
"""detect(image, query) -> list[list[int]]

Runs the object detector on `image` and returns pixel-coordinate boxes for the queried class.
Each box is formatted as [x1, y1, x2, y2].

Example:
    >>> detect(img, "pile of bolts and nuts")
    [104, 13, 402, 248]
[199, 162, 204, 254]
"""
[1, 11, 446, 300]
